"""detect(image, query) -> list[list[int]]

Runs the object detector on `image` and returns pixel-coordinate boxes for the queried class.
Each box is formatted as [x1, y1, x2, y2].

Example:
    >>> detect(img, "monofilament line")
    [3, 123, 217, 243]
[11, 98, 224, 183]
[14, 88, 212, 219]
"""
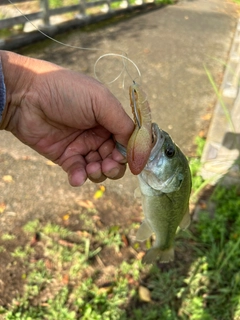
[7, 0, 142, 85]
[94, 53, 141, 85]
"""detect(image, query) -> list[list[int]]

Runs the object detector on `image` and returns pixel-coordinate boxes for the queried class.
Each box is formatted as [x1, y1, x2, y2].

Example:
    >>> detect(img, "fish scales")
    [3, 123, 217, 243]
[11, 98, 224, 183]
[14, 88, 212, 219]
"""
[116, 83, 192, 264]
[137, 136, 192, 263]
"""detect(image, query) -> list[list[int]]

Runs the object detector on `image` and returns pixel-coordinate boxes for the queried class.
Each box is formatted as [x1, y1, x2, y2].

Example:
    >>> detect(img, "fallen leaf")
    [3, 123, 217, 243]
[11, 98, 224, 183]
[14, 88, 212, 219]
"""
[45, 259, 53, 269]
[198, 130, 205, 138]
[62, 214, 70, 221]
[2, 175, 13, 183]
[98, 286, 113, 294]
[45, 160, 56, 166]
[94, 186, 105, 199]
[76, 199, 95, 209]
[201, 113, 212, 121]
[121, 234, 129, 247]
[58, 239, 74, 247]
[62, 274, 69, 285]
[30, 232, 41, 246]
[76, 230, 91, 238]
[136, 251, 145, 260]
[100, 185, 105, 192]
[199, 200, 207, 209]
[0, 202, 6, 213]
[139, 285, 151, 302]
[92, 215, 103, 227]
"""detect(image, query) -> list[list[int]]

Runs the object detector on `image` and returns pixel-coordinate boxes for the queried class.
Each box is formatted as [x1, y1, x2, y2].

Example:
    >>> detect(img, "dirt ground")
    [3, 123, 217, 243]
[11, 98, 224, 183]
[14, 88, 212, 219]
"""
[0, 0, 239, 312]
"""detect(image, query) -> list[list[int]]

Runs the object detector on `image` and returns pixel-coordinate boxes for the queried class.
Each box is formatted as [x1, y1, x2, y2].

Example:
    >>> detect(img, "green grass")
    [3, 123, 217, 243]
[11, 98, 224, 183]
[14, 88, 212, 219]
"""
[1, 9, 239, 316]
[1, 158, 240, 319]
[48, 0, 79, 9]
[189, 136, 206, 201]
[1, 133, 239, 319]
[184, 185, 240, 319]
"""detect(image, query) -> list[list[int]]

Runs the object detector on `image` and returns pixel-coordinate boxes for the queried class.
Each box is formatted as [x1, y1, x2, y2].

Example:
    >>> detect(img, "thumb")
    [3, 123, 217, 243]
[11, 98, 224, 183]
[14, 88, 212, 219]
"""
[93, 85, 134, 146]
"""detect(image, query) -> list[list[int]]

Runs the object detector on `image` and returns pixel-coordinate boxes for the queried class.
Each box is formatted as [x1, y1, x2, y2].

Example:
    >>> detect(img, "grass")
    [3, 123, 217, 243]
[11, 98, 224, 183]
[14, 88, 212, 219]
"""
[1, 3, 240, 317]
[1, 134, 239, 319]
[48, 0, 79, 9]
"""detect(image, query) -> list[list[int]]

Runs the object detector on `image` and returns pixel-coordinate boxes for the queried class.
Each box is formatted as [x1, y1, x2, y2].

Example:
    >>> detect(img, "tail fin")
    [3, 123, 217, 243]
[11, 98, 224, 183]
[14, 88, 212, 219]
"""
[142, 247, 174, 264]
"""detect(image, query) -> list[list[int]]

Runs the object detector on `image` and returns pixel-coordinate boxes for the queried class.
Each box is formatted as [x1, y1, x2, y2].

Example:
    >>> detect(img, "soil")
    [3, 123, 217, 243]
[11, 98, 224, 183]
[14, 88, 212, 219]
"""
[0, 0, 238, 312]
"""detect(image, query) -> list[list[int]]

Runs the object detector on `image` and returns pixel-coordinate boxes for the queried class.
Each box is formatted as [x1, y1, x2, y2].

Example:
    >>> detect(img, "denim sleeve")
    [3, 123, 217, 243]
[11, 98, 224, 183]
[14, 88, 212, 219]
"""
[0, 57, 6, 122]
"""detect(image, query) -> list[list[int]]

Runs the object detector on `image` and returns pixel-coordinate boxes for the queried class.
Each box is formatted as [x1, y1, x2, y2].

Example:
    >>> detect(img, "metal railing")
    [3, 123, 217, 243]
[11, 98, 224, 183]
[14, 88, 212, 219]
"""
[0, 0, 151, 30]
[0, 0, 158, 49]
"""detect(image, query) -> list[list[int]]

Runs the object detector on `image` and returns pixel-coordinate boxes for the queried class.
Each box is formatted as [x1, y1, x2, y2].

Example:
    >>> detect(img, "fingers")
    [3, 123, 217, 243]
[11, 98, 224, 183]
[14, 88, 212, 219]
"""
[112, 147, 127, 163]
[102, 158, 127, 180]
[67, 163, 88, 187]
[86, 158, 127, 183]
[61, 150, 127, 186]
[86, 140, 127, 182]
[66, 159, 127, 186]
[60, 154, 88, 187]
[86, 162, 107, 183]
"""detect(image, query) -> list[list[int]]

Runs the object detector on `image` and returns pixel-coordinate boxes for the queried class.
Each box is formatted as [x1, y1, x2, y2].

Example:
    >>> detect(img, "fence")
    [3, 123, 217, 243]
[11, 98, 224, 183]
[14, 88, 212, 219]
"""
[0, 0, 158, 49]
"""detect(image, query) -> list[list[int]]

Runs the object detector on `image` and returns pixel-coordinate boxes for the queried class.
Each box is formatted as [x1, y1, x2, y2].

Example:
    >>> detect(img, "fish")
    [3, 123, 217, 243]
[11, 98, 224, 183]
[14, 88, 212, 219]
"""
[117, 83, 192, 264]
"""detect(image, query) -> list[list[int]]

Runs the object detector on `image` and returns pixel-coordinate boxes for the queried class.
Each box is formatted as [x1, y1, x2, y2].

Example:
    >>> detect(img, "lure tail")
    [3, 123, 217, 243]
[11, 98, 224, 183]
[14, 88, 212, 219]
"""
[127, 83, 153, 175]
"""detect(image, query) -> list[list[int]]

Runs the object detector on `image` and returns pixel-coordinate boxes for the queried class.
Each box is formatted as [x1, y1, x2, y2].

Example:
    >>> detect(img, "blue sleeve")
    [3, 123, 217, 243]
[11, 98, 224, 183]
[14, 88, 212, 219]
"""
[0, 58, 6, 122]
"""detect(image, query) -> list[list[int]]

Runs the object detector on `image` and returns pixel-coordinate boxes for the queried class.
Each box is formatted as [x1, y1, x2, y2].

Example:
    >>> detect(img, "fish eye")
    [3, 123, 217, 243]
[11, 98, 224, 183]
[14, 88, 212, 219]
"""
[165, 146, 175, 158]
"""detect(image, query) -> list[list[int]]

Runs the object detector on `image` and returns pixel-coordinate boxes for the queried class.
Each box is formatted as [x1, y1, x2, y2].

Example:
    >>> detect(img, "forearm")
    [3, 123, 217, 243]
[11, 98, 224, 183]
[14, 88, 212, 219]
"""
[0, 51, 31, 130]
[0, 50, 64, 131]
[0, 55, 6, 124]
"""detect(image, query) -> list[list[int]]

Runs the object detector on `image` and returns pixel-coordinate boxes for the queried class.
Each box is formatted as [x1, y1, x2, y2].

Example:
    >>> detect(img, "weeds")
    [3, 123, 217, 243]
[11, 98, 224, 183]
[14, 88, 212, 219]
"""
[189, 136, 206, 199]
[1, 8, 239, 317]
[179, 185, 240, 319]
[1, 135, 239, 319]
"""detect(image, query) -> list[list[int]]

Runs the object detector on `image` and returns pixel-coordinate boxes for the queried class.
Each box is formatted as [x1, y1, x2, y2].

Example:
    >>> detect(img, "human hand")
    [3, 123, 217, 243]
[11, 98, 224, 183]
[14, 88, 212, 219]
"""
[0, 51, 134, 186]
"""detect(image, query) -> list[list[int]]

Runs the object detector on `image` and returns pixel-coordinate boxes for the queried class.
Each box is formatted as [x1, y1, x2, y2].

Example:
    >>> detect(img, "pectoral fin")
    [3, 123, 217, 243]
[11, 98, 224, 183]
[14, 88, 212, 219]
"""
[136, 220, 153, 241]
[179, 209, 191, 230]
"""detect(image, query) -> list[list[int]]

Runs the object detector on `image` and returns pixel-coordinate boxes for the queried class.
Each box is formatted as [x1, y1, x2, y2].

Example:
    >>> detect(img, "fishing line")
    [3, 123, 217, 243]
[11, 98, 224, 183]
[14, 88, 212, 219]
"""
[7, 0, 101, 51]
[94, 53, 141, 84]
[7, 0, 142, 85]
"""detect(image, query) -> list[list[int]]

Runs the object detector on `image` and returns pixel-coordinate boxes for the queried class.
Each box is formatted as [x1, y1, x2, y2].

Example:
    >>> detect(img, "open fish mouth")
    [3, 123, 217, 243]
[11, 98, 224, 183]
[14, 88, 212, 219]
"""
[140, 123, 185, 193]
[148, 123, 165, 162]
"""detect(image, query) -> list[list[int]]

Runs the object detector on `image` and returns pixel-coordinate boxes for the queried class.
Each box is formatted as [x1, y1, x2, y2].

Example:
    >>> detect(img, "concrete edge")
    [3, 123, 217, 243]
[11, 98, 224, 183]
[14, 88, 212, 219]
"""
[201, 18, 240, 186]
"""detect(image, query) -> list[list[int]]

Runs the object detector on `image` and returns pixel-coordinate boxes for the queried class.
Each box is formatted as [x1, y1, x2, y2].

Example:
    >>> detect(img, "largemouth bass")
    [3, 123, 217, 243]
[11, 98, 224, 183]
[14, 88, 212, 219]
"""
[117, 83, 192, 264]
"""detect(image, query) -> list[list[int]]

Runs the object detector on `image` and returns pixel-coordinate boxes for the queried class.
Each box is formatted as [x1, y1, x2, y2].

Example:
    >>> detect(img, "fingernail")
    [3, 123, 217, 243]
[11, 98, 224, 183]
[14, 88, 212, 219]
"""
[112, 150, 127, 163]
[88, 170, 102, 180]
[106, 167, 120, 178]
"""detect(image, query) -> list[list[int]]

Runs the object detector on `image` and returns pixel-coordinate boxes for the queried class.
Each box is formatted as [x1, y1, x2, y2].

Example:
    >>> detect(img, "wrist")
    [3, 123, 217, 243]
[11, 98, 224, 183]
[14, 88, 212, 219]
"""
[0, 51, 34, 131]
[0, 57, 6, 123]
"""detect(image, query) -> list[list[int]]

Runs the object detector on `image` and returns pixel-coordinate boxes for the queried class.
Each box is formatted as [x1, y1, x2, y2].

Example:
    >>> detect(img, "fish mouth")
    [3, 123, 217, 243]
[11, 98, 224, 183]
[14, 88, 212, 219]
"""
[141, 124, 182, 192]
[140, 123, 165, 190]
[148, 123, 165, 161]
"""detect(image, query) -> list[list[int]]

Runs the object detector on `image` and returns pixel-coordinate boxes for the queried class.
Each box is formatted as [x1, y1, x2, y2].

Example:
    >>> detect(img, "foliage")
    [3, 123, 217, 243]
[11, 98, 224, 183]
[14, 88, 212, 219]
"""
[1, 180, 240, 319]
[180, 185, 240, 319]
[189, 136, 205, 197]
[155, 0, 174, 4]
[1, 118, 239, 319]
[48, 0, 79, 9]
